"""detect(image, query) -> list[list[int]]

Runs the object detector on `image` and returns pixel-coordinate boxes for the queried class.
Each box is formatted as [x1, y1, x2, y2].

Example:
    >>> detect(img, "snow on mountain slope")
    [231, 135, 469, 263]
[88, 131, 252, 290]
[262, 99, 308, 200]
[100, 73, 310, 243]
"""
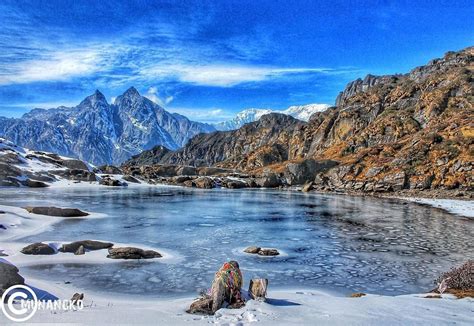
[281, 104, 330, 121]
[213, 108, 273, 131]
[213, 104, 329, 131]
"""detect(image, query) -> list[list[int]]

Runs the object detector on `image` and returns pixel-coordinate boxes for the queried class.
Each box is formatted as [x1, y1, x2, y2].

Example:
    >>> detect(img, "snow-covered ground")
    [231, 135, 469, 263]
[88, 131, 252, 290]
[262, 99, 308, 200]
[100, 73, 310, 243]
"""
[401, 197, 474, 218]
[0, 277, 472, 325]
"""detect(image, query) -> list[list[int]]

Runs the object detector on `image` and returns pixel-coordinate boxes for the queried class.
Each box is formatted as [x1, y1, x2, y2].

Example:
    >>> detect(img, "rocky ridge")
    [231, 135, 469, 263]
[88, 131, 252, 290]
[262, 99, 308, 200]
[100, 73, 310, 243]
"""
[124, 47, 474, 196]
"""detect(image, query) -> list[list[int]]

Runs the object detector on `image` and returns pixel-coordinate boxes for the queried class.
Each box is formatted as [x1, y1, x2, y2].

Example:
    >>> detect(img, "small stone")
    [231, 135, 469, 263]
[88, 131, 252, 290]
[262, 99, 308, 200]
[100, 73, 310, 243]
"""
[350, 292, 366, 298]
[249, 279, 268, 300]
[71, 293, 84, 305]
[187, 297, 213, 315]
[244, 246, 261, 254]
[106, 247, 162, 259]
[258, 248, 280, 256]
[302, 181, 314, 192]
[21, 242, 55, 255]
[59, 240, 113, 253]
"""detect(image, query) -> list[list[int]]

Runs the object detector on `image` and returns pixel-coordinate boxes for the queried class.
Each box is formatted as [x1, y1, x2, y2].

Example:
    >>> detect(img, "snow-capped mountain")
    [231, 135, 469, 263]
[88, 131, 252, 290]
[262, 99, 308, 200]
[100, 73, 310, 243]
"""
[0, 87, 215, 165]
[213, 104, 329, 131]
[213, 108, 273, 131]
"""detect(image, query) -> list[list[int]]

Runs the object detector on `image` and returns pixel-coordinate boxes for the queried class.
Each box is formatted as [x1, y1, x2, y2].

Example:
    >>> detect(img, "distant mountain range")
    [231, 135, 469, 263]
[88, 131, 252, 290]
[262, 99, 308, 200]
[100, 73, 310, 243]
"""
[0, 87, 328, 165]
[0, 87, 215, 165]
[213, 104, 329, 131]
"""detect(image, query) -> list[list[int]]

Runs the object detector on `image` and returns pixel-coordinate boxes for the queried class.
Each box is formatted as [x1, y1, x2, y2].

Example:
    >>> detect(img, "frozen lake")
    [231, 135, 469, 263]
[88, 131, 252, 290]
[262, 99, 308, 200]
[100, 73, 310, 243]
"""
[1, 186, 472, 297]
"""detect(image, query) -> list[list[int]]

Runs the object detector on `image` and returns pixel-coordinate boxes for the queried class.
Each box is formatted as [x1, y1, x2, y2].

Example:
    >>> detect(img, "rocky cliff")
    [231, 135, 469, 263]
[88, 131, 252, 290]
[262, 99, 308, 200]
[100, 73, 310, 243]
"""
[126, 47, 473, 194]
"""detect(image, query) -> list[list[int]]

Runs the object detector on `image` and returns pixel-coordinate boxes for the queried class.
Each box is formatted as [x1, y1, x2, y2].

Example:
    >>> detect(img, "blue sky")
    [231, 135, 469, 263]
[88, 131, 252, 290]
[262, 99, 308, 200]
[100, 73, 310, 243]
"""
[0, 0, 472, 123]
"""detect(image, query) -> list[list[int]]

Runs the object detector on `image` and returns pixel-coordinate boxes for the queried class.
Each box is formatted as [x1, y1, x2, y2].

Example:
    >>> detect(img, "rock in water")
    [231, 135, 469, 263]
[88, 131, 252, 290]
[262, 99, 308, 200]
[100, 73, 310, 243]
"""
[249, 278, 268, 300]
[59, 240, 113, 253]
[21, 242, 56, 255]
[74, 245, 85, 255]
[25, 206, 89, 217]
[0, 262, 25, 296]
[186, 297, 214, 315]
[258, 248, 280, 256]
[244, 246, 261, 254]
[71, 293, 84, 305]
[106, 247, 162, 259]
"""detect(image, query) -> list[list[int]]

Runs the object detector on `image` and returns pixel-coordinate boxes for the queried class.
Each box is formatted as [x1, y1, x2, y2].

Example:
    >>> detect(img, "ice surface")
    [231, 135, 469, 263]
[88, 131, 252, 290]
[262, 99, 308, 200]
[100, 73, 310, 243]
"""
[1, 187, 472, 298]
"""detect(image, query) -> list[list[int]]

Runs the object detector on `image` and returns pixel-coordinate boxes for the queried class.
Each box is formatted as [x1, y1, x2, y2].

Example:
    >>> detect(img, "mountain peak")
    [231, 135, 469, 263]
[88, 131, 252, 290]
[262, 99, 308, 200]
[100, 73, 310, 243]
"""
[123, 86, 140, 97]
[79, 89, 108, 107]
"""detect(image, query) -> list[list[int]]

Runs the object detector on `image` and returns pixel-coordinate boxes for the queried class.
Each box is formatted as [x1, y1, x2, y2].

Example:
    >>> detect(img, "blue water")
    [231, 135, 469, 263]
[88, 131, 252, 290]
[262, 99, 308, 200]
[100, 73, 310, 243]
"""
[1, 186, 472, 297]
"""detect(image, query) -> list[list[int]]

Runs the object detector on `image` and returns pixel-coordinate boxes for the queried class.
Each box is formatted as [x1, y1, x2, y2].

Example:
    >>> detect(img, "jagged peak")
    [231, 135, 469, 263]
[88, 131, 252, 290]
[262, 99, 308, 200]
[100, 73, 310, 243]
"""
[79, 89, 108, 107]
[123, 86, 140, 97]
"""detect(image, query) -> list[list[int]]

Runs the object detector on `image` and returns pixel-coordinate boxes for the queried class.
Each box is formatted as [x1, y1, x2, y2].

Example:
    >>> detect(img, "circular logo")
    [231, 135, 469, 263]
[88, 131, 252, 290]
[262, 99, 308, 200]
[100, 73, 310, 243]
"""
[1, 284, 38, 322]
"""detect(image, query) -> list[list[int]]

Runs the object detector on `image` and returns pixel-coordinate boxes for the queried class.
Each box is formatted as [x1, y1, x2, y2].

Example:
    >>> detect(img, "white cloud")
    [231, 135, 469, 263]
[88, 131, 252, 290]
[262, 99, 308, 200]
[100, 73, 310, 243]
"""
[0, 49, 105, 85]
[144, 64, 332, 87]
[144, 86, 174, 107]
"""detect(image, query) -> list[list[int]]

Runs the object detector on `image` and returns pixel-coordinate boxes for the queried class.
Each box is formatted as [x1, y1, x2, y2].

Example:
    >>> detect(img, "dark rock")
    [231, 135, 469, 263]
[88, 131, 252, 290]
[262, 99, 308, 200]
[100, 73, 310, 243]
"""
[99, 176, 126, 187]
[0, 210, 5, 214]
[258, 248, 280, 256]
[97, 165, 122, 174]
[365, 166, 384, 178]
[187, 297, 213, 315]
[24, 171, 56, 182]
[255, 173, 281, 188]
[59, 240, 113, 253]
[71, 293, 84, 305]
[249, 278, 268, 300]
[0, 163, 22, 179]
[106, 247, 162, 259]
[192, 177, 215, 189]
[197, 167, 232, 176]
[122, 175, 140, 183]
[222, 178, 247, 189]
[62, 159, 89, 171]
[0, 177, 21, 187]
[25, 206, 89, 217]
[285, 159, 338, 185]
[170, 175, 192, 184]
[177, 166, 197, 176]
[244, 246, 261, 254]
[21, 179, 49, 188]
[0, 152, 25, 165]
[21, 242, 56, 255]
[0, 262, 25, 296]
[50, 169, 97, 182]
[25, 153, 62, 166]
[383, 172, 408, 191]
